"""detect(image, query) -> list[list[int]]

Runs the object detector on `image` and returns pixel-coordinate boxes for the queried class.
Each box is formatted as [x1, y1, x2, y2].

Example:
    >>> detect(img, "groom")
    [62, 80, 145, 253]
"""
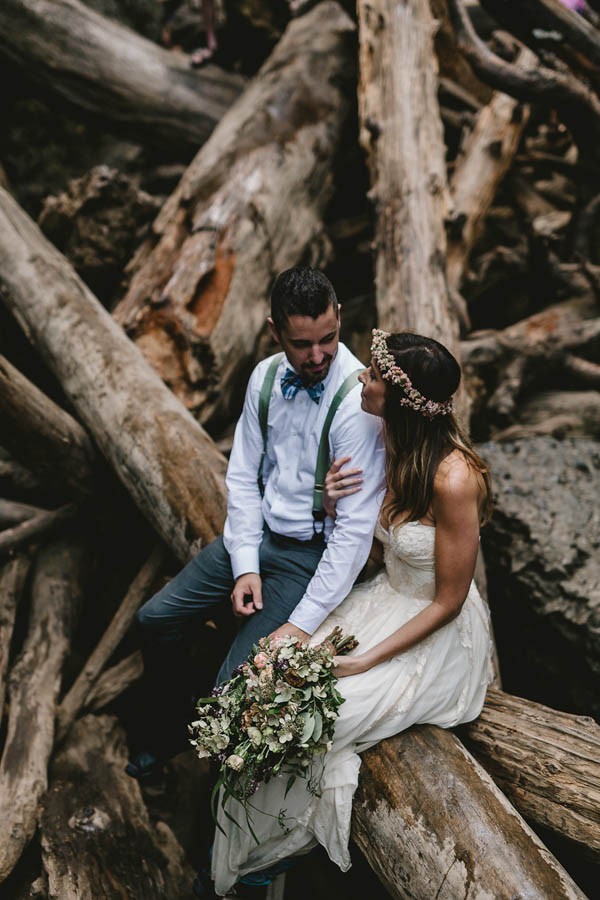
[127, 266, 385, 778]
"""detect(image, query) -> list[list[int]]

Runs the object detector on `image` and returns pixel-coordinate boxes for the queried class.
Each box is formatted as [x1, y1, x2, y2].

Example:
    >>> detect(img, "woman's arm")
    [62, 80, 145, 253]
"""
[334, 456, 481, 676]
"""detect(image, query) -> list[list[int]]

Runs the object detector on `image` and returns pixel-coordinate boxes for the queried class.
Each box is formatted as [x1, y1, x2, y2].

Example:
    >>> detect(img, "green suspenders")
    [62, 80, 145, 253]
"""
[257, 353, 284, 496]
[257, 356, 362, 532]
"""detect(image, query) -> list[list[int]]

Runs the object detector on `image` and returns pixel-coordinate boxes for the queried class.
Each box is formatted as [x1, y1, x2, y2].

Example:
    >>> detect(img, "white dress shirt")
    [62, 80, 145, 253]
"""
[223, 342, 386, 634]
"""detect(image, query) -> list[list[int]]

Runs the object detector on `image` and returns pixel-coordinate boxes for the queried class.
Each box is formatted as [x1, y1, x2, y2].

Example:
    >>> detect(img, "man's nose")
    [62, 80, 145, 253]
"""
[308, 345, 325, 364]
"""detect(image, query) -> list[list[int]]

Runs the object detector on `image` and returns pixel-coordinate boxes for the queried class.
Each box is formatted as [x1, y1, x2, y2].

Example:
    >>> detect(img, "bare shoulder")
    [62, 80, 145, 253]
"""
[434, 450, 482, 506]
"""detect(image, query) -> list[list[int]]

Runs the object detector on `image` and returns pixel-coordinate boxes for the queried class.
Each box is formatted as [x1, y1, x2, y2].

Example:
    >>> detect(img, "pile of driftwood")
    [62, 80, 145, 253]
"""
[0, 0, 599, 896]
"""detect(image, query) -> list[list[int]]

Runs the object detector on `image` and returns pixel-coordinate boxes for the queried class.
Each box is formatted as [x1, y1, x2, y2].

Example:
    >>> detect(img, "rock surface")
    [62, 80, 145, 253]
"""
[479, 437, 600, 719]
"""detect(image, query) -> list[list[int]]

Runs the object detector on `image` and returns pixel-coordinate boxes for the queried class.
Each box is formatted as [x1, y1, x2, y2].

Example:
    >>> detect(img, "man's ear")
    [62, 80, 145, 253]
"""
[267, 316, 281, 345]
[337, 304, 342, 327]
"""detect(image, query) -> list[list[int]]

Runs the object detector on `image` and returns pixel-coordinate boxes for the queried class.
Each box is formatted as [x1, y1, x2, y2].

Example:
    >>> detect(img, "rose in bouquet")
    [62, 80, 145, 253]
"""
[188, 626, 358, 838]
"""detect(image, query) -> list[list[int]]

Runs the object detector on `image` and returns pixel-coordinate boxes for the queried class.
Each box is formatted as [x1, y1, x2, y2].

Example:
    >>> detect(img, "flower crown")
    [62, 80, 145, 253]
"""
[370, 329, 454, 419]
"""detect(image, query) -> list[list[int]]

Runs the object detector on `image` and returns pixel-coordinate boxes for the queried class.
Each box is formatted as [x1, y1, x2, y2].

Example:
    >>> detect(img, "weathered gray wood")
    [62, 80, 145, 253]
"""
[0, 186, 227, 563]
[447, 49, 535, 295]
[0, 503, 79, 557]
[86, 650, 143, 712]
[0, 353, 97, 499]
[0, 453, 41, 499]
[41, 715, 194, 898]
[0, 497, 43, 528]
[357, 0, 459, 357]
[114, 2, 355, 427]
[480, 0, 600, 91]
[492, 390, 600, 441]
[353, 724, 587, 899]
[0, 539, 87, 884]
[462, 688, 600, 861]
[462, 297, 600, 420]
[0, 0, 244, 150]
[446, 0, 600, 164]
[56, 545, 165, 742]
[0, 554, 31, 724]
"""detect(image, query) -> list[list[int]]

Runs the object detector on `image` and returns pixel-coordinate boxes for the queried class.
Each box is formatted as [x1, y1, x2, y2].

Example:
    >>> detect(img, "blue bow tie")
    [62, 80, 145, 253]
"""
[281, 368, 324, 404]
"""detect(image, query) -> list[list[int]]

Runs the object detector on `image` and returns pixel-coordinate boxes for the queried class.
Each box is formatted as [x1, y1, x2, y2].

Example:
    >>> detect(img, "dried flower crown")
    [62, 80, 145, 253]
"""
[370, 329, 454, 419]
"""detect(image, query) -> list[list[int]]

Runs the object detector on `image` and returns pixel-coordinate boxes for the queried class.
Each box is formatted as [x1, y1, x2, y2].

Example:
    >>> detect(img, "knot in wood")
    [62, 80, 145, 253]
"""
[445, 212, 467, 241]
[68, 805, 111, 833]
[364, 117, 382, 141]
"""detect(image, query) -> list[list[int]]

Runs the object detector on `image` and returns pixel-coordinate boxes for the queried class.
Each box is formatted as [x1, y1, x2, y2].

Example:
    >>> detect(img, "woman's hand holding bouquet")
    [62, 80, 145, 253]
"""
[189, 626, 358, 838]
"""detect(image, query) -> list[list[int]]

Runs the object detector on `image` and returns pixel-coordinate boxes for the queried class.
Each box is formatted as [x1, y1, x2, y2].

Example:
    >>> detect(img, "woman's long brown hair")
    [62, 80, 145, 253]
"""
[379, 333, 492, 527]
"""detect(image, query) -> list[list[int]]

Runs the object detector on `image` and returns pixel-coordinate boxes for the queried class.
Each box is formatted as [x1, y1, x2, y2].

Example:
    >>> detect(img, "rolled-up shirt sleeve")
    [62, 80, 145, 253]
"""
[223, 366, 266, 579]
[288, 393, 386, 634]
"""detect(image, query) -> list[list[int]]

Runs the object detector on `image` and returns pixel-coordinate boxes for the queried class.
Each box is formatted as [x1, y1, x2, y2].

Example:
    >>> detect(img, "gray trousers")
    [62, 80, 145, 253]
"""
[136, 528, 325, 755]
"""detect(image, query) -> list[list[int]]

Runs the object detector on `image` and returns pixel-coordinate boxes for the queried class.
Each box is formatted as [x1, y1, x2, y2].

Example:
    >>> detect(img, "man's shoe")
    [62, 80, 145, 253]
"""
[124, 751, 164, 783]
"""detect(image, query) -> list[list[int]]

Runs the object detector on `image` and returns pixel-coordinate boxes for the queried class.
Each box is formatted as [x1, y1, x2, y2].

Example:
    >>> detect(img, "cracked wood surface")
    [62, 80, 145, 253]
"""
[114, 2, 355, 428]
[0, 186, 227, 562]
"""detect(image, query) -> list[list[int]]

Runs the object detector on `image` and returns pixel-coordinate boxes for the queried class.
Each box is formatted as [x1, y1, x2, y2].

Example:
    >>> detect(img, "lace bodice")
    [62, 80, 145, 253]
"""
[375, 518, 437, 600]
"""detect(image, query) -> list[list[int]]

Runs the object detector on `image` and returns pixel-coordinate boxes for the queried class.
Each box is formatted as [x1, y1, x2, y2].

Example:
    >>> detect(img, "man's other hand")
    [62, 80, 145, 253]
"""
[231, 573, 263, 616]
[268, 622, 310, 644]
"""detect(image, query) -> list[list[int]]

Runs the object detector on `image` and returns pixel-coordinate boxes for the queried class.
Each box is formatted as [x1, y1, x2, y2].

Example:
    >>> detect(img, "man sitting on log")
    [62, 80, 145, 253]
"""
[126, 266, 385, 781]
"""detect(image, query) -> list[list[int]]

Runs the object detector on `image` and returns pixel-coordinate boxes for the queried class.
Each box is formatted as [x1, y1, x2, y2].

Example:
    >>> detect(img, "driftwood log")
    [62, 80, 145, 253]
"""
[461, 296, 600, 422]
[480, 0, 600, 93]
[56, 545, 166, 742]
[86, 651, 144, 713]
[0, 538, 87, 884]
[0, 502, 80, 558]
[0, 498, 42, 528]
[353, 724, 586, 899]
[0, 452, 41, 500]
[41, 715, 194, 898]
[462, 687, 600, 862]
[356, 0, 459, 357]
[114, 2, 355, 428]
[0, 0, 244, 151]
[446, 48, 535, 299]
[0, 185, 227, 563]
[0, 554, 31, 723]
[492, 389, 600, 441]
[0, 353, 97, 499]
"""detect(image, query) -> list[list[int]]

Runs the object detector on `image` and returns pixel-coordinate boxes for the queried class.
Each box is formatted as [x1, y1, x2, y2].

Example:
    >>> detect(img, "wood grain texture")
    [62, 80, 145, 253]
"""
[0, 0, 244, 150]
[0, 186, 227, 562]
[353, 722, 587, 898]
[357, 0, 459, 357]
[114, 2, 355, 427]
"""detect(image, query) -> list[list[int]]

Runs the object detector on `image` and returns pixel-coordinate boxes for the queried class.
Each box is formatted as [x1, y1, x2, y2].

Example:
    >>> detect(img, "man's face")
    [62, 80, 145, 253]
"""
[268, 304, 341, 385]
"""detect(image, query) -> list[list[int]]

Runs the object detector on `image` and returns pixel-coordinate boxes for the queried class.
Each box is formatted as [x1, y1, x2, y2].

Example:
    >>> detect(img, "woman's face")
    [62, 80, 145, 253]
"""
[359, 359, 386, 417]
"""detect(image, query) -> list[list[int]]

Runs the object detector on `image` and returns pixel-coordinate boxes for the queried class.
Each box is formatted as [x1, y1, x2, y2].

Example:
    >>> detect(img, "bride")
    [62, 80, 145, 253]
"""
[210, 330, 494, 896]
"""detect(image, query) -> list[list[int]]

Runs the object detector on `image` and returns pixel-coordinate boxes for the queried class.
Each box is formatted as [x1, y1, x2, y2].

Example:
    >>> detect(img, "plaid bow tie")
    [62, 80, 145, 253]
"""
[280, 368, 324, 404]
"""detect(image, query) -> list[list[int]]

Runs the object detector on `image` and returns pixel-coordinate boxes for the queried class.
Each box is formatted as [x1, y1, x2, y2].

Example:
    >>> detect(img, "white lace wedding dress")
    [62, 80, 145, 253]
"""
[212, 520, 493, 895]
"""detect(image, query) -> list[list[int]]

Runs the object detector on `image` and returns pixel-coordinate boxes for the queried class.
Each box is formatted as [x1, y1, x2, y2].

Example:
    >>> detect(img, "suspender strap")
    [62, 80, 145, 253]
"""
[312, 369, 362, 528]
[257, 353, 284, 495]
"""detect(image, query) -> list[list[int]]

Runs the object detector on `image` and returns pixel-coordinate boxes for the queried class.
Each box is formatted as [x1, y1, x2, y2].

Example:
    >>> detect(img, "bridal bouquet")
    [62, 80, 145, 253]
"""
[189, 626, 358, 836]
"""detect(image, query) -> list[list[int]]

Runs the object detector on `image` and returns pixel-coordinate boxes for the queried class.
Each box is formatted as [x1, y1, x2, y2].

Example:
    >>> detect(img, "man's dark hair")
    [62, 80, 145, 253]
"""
[270, 267, 338, 333]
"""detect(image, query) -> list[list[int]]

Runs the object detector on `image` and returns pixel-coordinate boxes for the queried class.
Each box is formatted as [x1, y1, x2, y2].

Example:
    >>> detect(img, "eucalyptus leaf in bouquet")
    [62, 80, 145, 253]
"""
[188, 627, 358, 839]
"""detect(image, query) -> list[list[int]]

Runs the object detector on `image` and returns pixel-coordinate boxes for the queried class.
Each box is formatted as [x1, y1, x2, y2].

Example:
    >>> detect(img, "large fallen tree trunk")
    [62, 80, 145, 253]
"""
[114, 2, 355, 427]
[461, 296, 600, 421]
[353, 723, 586, 899]
[41, 715, 193, 898]
[357, 0, 460, 356]
[0, 186, 227, 562]
[0, 0, 244, 151]
[0, 538, 87, 884]
[56, 546, 166, 743]
[462, 687, 600, 862]
[0, 554, 31, 724]
[0, 354, 97, 499]
[446, 48, 535, 298]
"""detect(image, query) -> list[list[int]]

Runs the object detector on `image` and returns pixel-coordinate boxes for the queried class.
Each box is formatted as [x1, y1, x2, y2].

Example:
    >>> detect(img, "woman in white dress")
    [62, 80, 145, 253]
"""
[210, 330, 494, 896]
